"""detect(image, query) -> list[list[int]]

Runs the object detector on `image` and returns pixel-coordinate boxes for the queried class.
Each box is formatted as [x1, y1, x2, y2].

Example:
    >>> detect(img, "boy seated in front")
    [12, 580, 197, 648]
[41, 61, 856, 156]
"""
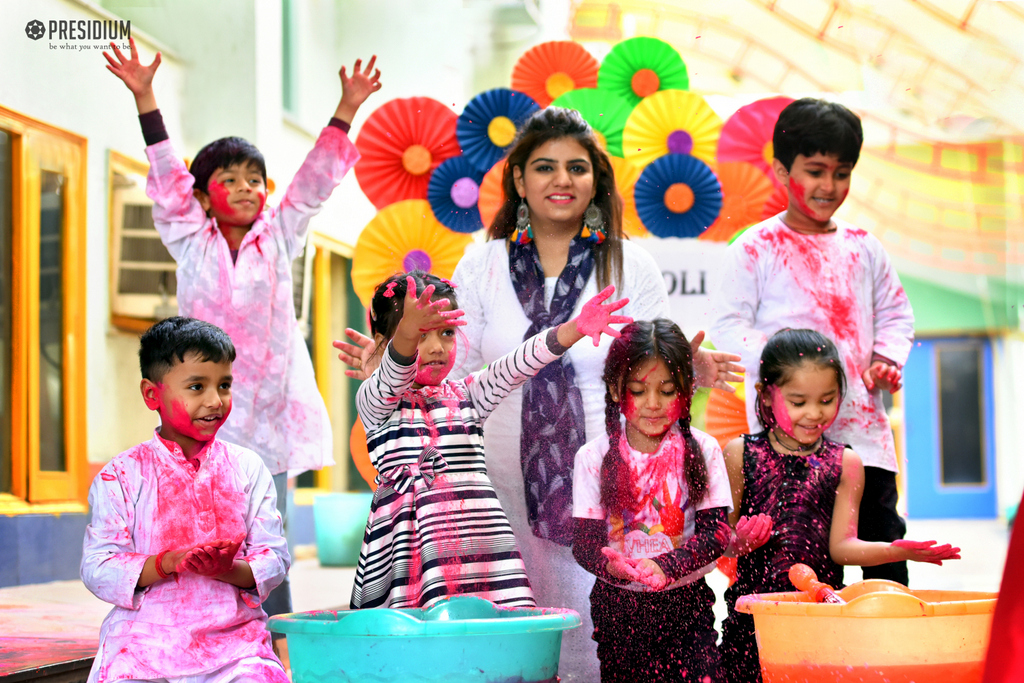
[81, 317, 290, 683]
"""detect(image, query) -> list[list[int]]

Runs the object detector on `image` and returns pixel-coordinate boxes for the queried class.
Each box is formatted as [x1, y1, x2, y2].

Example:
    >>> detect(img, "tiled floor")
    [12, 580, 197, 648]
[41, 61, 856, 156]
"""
[0, 518, 1011, 677]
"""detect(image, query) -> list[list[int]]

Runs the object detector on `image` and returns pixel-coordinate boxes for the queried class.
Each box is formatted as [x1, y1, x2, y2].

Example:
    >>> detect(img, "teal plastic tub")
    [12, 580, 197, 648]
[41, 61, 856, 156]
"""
[269, 596, 581, 682]
[312, 492, 373, 567]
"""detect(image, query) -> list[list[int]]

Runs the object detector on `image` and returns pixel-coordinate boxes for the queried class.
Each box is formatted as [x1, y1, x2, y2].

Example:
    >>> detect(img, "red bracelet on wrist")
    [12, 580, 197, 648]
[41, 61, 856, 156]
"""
[155, 550, 173, 579]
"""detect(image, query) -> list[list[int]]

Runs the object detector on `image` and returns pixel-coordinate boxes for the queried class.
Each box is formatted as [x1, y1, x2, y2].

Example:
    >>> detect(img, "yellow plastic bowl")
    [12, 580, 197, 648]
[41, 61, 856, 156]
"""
[735, 580, 997, 683]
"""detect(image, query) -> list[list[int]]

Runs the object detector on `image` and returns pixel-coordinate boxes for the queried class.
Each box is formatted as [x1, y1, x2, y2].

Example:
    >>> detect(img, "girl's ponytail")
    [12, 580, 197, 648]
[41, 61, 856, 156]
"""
[600, 391, 634, 513]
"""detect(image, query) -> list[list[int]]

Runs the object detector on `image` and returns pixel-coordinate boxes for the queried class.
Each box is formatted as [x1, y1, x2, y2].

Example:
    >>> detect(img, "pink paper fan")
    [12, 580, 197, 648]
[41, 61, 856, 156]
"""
[717, 97, 793, 183]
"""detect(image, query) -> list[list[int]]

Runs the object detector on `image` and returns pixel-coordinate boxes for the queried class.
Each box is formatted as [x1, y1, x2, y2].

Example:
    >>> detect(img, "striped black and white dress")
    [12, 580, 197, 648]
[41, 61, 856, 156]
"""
[350, 330, 565, 609]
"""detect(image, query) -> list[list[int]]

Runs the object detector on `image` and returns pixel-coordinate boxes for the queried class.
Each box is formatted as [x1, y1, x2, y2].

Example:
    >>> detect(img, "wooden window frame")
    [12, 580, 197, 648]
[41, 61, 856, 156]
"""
[0, 105, 88, 513]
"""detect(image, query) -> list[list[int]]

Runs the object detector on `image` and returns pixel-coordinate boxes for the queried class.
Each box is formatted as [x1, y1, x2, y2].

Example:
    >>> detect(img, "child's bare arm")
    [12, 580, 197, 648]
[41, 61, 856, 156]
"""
[829, 448, 960, 566]
[334, 56, 382, 125]
[104, 38, 161, 114]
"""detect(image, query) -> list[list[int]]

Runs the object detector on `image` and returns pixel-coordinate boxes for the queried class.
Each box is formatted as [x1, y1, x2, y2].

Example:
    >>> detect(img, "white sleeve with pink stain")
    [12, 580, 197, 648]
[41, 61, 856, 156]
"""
[81, 462, 150, 611]
[267, 126, 360, 262]
[145, 139, 209, 262]
[693, 430, 734, 512]
[868, 237, 915, 367]
[237, 450, 291, 608]
[710, 239, 768, 376]
[572, 437, 607, 520]
[464, 332, 560, 420]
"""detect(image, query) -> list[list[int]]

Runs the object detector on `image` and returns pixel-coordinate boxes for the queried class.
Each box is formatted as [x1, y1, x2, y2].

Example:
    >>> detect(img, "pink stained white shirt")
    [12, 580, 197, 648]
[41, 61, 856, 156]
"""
[145, 126, 360, 475]
[81, 433, 291, 682]
[572, 425, 733, 592]
[710, 215, 915, 472]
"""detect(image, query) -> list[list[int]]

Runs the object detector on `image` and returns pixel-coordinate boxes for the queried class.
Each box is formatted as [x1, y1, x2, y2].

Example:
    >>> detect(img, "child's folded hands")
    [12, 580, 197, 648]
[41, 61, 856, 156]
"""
[181, 536, 244, 577]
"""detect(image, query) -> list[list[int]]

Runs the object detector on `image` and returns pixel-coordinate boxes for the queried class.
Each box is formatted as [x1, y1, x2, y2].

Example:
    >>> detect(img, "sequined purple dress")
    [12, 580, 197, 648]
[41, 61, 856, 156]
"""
[719, 431, 845, 683]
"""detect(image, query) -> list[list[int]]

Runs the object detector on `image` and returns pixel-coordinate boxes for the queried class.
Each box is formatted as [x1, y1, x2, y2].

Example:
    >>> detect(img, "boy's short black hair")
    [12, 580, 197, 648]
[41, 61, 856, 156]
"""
[139, 316, 236, 382]
[773, 98, 863, 171]
[189, 136, 267, 194]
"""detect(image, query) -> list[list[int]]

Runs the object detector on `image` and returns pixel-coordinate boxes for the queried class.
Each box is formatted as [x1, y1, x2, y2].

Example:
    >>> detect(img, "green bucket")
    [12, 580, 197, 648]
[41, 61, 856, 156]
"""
[312, 492, 373, 567]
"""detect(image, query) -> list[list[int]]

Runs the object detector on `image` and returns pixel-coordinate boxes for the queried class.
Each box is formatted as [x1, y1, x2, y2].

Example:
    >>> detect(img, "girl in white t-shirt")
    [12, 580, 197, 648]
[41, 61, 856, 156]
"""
[572, 319, 734, 683]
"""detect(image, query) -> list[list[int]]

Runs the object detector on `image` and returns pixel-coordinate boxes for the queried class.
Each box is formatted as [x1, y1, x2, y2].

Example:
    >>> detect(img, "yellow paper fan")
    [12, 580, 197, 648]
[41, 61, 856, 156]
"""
[622, 90, 722, 169]
[609, 156, 646, 238]
[351, 199, 473, 306]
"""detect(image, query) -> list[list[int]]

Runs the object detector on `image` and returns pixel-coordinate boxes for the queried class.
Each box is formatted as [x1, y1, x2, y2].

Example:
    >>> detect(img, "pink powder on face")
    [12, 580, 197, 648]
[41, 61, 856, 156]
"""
[788, 178, 823, 222]
[414, 338, 457, 386]
[664, 396, 683, 424]
[207, 180, 266, 224]
[769, 385, 796, 437]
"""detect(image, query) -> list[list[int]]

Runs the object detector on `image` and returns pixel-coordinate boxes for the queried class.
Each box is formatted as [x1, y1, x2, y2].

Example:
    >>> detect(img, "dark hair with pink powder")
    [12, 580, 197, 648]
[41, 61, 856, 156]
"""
[189, 136, 267, 195]
[600, 319, 708, 513]
[139, 316, 236, 382]
[755, 328, 847, 430]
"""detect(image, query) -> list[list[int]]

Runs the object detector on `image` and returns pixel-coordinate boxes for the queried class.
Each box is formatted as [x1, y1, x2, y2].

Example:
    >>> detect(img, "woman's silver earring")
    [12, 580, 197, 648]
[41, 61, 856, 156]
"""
[512, 198, 533, 244]
[581, 201, 606, 243]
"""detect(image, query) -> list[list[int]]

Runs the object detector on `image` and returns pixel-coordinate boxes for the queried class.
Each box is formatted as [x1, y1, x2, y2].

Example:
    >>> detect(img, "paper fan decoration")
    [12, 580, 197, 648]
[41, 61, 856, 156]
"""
[511, 41, 599, 107]
[350, 417, 377, 491]
[597, 37, 689, 106]
[457, 88, 540, 173]
[623, 90, 723, 168]
[351, 199, 474, 306]
[478, 160, 506, 229]
[427, 156, 485, 234]
[354, 97, 460, 210]
[717, 96, 793, 182]
[761, 182, 789, 219]
[700, 162, 774, 242]
[551, 88, 635, 157]
[609, 156, 646, 238]
[634, 155, 722, 239]
[703, 386, 749, 449]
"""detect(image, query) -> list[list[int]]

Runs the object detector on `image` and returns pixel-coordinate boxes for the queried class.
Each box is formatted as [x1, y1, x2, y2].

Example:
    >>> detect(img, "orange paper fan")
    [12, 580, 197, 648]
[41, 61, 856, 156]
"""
[703, 387, 749, 449]
[761, 182, 789, 220]
[511, 40, 599, 107]
[351, 199, 473, 306]
[354, 97, 460, 210]
[477, 160, 506, 230]
[350, 417, 378, 491]
[609, 156, 646, 238]
[700, 162, 774, 242]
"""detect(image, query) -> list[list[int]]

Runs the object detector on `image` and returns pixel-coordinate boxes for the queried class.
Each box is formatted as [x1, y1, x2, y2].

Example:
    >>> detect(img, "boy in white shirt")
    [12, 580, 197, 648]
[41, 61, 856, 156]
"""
[711, 98, 914, 583]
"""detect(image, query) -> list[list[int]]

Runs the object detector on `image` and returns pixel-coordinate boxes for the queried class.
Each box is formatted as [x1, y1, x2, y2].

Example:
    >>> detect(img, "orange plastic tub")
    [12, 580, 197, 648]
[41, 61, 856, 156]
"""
[735, 580, 997, 683]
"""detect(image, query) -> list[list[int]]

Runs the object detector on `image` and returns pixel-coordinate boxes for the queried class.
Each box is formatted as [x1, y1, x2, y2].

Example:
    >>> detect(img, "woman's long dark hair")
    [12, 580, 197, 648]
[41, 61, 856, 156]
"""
[489, 107, 624, 290]
[755, 328, 847, 429]
[600, 319, 708, 513]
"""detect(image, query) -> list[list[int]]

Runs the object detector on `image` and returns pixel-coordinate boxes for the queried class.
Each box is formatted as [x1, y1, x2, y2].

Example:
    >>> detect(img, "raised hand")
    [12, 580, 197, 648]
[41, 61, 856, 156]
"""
[103, 37, 161, 113]
[733, 514, 773, 555]
[575, 286, 632, 347]
[690, 330, 744, 392]
[334, 328, 378, 380]
[891, 539, 961, 565]
[400, 277, 465, 334]
[601, 546, 641, 583]
[863, 360, 902, 393]
[335, 56, 382, 123]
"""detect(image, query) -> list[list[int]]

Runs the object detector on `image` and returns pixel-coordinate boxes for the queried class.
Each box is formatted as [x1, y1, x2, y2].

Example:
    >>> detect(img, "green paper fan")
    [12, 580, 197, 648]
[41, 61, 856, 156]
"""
[597, 37, 689, 107]
[551, 87, 635, 157]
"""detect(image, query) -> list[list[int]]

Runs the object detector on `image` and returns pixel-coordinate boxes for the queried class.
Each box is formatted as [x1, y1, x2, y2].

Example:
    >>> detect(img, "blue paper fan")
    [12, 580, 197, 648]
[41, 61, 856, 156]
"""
[427, 156, 485, 234]
[457, 88, 540, 173]
[634, 155, 722, 238]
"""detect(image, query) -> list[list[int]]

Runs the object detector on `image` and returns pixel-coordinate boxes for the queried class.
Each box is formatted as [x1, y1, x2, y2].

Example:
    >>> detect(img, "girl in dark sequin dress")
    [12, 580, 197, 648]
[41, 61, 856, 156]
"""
[718, 329, 961, 683]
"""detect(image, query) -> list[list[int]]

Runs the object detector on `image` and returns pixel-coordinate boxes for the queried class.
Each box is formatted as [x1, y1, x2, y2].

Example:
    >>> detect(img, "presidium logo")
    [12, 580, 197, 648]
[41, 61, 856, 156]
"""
[25, 18, 131, 42]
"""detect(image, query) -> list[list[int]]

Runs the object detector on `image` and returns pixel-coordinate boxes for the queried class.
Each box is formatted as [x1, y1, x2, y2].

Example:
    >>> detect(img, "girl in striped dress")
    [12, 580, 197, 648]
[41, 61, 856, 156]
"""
[350, 271, 630, 609]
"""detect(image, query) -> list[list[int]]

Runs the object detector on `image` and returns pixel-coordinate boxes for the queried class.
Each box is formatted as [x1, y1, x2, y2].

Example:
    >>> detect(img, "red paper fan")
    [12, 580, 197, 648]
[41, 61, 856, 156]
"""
[354, 97, 460, 210]
[512, 41, 599, 107]
[717, 97, 793, 182]
[704, 388, 749, 449]
[760, 182, 789, 220]
[478, 160, 506, 230]
[700, 162, 774, 242]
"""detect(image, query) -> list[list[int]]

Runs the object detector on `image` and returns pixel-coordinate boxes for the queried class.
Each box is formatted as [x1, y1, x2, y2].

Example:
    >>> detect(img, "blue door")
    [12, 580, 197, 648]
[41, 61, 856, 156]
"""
[902, 337, 996, 518]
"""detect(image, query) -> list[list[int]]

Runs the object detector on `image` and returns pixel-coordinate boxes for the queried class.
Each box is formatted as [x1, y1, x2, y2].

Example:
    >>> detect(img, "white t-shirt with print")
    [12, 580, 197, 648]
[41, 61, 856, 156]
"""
[573, 424, 732, 592]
